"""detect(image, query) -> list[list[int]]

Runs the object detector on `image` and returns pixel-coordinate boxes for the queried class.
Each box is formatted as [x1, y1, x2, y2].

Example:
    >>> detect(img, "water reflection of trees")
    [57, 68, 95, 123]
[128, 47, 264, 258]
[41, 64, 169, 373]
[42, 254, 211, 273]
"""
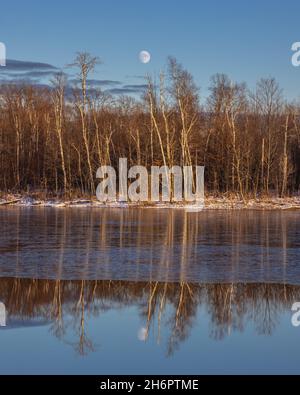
[1, 208, 300, 283]
[0, 277, 299, 356]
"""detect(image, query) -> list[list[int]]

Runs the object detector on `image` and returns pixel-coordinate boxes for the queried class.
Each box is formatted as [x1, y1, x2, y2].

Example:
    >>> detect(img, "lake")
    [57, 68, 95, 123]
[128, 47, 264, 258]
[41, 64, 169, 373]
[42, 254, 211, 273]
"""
[0, 207, 300, 374]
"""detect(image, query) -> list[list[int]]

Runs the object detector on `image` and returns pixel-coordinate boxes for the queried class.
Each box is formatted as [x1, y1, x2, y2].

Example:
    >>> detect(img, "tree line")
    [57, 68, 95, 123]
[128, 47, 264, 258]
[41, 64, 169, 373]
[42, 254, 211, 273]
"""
[0, 52, 300, 199]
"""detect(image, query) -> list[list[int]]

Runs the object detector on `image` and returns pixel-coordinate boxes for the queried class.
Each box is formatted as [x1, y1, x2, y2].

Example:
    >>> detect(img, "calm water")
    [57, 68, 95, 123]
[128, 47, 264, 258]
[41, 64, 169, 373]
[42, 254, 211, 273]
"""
[0, 207, 300, 374]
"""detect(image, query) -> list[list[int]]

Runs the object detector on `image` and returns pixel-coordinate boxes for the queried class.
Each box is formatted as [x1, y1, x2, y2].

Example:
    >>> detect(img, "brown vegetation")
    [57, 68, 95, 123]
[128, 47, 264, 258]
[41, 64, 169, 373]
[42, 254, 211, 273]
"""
[1, 54, 300, 199]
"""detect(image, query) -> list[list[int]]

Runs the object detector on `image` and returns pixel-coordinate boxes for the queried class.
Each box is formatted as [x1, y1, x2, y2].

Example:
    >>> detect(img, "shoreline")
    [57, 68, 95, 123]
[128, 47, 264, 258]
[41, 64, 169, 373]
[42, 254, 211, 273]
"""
[1, 194, 300, 210]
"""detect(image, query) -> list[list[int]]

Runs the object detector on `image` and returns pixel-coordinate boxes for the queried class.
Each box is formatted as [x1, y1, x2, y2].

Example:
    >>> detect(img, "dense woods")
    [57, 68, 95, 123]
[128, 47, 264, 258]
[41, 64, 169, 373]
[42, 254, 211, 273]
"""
[1, 53, 300, 199]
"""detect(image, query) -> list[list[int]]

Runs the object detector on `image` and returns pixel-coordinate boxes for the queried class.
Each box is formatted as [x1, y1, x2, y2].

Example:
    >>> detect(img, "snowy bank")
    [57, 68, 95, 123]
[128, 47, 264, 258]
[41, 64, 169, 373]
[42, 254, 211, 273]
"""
[1, 194, 300, 210]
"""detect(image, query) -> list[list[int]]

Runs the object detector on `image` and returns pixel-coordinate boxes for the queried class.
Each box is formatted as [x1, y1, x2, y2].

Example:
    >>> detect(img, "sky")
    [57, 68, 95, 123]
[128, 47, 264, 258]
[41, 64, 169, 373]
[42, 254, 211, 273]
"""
[0, 0, 300, 99]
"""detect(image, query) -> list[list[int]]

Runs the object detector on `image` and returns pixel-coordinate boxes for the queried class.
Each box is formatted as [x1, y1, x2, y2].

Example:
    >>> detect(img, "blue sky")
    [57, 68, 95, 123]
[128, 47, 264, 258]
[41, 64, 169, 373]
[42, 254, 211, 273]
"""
[0, 0, 300, 99]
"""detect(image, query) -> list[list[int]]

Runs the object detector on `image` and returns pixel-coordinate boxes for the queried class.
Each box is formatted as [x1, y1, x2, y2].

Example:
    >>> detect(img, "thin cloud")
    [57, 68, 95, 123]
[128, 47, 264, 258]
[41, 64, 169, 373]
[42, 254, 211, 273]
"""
[4, 59, 58, 71]
[0, 79, 50, 89]
[0, 59, 145, 96]
[0, 59, 60, 85]
[122, 84, 148, 90]
[70, 78, 122, 87]
[125, 75, 147, 80]
[0, 70, 64, 79]
[106, 86, 147, 95]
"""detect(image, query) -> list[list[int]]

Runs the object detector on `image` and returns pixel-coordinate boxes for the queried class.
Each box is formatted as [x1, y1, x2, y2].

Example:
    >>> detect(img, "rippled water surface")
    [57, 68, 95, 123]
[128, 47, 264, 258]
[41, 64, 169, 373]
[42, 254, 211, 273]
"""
[1, 207, 300, 283]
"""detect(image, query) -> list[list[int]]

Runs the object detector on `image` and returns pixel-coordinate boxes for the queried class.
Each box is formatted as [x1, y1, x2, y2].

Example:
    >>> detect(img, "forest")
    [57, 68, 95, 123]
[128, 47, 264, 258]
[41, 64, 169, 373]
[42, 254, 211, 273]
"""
[0, 52, 300, 200]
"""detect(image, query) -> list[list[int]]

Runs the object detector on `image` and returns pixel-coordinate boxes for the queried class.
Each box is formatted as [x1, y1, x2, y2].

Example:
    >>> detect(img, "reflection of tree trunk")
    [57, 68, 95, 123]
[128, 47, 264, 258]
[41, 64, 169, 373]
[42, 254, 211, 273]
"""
[145, 282, 158, 340]
[52, 280, 63, 336]
[157, 283, 168, 344]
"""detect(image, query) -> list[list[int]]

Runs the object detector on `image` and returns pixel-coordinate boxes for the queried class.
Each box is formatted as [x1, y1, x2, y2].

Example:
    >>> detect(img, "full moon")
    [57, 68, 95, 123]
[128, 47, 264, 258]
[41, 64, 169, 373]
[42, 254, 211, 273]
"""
[139, 50, 151, 64]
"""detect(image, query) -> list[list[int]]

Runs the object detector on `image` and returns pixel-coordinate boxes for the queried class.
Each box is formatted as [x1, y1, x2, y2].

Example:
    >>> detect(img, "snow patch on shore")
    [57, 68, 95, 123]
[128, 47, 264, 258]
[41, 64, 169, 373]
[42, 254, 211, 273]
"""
[1, 194, 300, 210]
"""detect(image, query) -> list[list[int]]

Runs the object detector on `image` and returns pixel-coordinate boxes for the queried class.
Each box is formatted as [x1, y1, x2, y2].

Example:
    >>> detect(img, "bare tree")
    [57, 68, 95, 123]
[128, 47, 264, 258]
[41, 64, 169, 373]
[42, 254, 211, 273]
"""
[71, 52, 101, 194]
[51, 73, 68, 195]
